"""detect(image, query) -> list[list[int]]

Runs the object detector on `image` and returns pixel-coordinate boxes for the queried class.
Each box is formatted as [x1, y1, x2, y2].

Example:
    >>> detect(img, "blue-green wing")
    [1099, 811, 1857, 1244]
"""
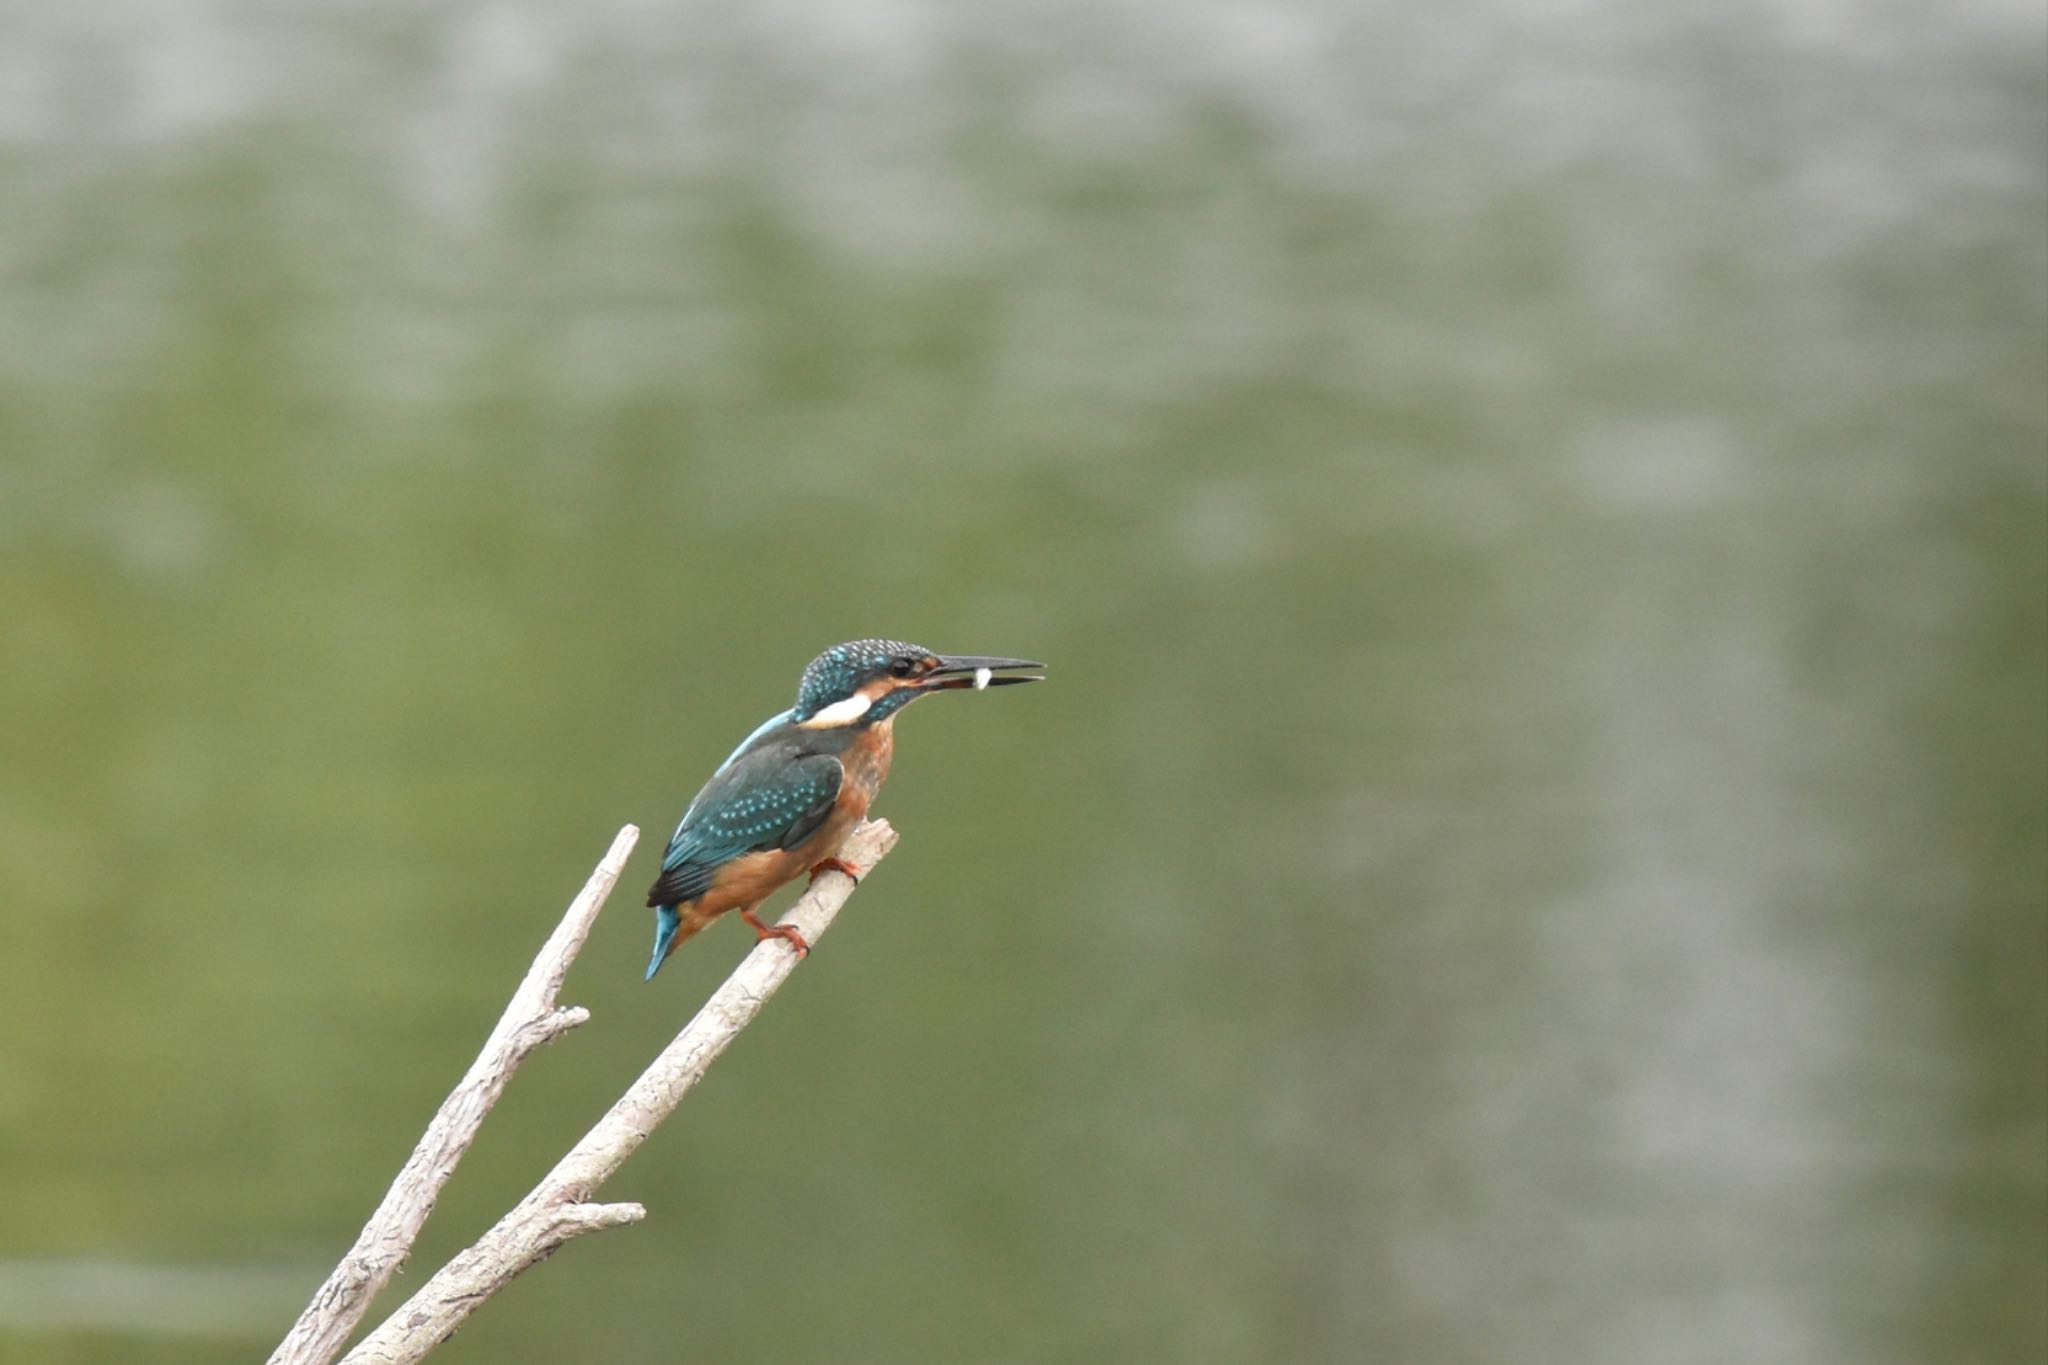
[646, 748, 843, 906]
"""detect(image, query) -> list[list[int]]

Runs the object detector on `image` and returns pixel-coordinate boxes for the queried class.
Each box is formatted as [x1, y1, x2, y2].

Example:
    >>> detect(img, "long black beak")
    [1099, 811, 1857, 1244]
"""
[921, 653, 1046, 690]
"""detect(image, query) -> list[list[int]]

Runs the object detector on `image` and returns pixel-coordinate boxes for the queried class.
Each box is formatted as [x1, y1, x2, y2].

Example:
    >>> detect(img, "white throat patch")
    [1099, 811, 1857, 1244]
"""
[799, 691, 874, 728]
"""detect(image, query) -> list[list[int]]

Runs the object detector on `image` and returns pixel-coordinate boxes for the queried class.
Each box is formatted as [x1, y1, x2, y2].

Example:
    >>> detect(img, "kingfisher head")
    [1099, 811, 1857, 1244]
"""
[792, 638, 1043, 728]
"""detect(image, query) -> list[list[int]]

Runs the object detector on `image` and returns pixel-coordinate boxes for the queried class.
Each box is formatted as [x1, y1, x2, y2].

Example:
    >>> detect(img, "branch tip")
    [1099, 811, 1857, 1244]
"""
[558, 1202, 646, 1233]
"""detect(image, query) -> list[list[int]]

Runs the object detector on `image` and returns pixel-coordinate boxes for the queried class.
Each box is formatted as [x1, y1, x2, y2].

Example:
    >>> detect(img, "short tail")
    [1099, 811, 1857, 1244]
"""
[645, 904, 708, 980]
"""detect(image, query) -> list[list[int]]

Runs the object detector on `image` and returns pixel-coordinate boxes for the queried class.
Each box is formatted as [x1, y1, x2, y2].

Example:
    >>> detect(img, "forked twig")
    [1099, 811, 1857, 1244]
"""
[270, 818, 898, 1365]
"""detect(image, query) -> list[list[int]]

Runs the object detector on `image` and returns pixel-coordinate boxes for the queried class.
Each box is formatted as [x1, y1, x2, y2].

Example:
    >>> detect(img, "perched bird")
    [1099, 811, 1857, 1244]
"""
[643, 638, 1043, 978]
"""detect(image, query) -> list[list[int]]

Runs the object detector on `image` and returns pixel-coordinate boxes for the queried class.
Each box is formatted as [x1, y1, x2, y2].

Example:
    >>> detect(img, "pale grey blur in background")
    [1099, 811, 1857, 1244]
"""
[1, 3, 2043, 1363]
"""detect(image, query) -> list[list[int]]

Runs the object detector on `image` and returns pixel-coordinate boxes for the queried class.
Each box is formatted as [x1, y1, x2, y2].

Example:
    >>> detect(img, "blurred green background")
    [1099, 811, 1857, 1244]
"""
[2, 3, 2043, 1363]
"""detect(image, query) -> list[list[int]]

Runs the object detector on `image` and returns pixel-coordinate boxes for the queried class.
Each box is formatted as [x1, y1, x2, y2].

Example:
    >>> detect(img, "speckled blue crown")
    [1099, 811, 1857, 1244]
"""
[794, 638, 928, 719]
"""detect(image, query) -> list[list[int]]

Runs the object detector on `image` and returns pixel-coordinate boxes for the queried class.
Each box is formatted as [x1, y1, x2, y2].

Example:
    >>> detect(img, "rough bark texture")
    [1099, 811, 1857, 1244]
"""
[296, 818, 898, 1365]
[267, 825, 640, 1365]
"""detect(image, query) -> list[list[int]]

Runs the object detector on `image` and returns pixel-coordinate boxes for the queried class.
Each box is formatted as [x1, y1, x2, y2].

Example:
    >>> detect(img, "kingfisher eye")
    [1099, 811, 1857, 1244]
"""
[888, 655, 917, 678]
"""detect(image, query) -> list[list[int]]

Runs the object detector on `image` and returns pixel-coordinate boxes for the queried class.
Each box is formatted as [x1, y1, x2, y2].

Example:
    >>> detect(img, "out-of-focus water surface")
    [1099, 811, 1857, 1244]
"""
[2, 2, 2042, 1363]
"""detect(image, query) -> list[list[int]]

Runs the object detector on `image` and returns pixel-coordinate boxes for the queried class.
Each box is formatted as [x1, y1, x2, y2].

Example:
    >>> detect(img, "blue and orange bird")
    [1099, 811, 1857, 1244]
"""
[643, 638, 1044, 978]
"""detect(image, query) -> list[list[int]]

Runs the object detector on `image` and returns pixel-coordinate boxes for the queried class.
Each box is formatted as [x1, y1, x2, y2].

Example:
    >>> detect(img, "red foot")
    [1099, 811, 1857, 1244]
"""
[808, 856, 864, 886]
[739, 907, 810, 958]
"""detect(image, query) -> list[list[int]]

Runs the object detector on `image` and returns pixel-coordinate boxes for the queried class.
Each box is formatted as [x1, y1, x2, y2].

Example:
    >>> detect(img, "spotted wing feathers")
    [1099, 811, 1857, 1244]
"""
[647, 748, 843, 907]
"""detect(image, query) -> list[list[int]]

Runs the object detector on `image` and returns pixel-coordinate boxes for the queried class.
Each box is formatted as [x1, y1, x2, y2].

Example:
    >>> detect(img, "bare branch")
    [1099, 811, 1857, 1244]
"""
[337, 817, 901, 1365]
[267, 825, 640, 1365]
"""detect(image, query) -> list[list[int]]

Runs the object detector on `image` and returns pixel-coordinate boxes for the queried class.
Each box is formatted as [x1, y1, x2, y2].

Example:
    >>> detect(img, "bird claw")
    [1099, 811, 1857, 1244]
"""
[739, 907, 810, 958]
[807, 857, 864, 886]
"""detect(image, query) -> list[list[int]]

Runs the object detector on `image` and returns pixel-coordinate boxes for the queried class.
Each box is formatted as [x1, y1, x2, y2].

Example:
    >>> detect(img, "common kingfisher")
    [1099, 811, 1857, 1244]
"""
[643, 638, 1043, 978]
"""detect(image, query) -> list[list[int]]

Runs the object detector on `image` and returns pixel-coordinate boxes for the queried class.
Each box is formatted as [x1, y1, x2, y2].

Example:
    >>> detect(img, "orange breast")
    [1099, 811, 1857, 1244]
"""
[840, 719, 895, 806]
[798, 721, 892, 860]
